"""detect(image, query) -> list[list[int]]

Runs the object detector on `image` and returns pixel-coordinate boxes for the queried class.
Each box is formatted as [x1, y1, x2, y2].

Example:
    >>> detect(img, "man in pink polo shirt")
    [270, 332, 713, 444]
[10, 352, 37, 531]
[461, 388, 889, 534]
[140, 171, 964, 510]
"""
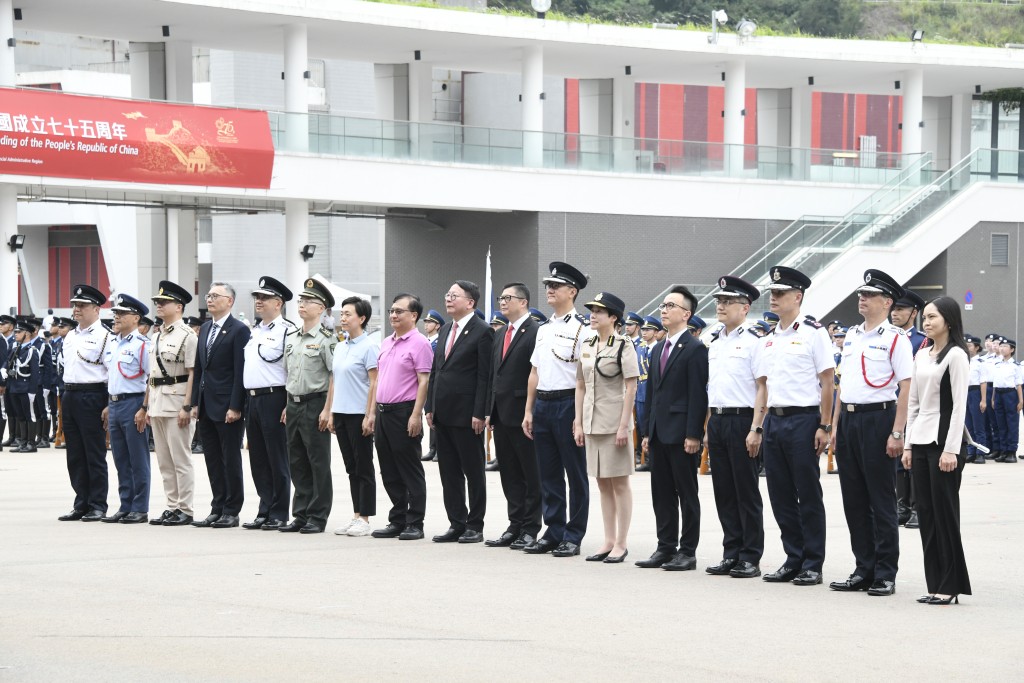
[368, 292, 433, 540]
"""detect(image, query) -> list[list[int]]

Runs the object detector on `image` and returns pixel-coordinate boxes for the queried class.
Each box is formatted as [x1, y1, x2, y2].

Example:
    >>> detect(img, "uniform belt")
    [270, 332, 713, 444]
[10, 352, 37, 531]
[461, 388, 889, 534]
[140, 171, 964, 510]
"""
[711, 407, 755, 416]
[64, 382, 107, 392]
[377, 400, 415, 412]
[150, 374, 189, 387]
[249, 386, 285, 397]
[968, 385, 981, 390]
[537, 389, 574, 400]
[290, 391, 326, 404]
[995, 387, 1016, 394]
[844, 401, 894, 413]
[109, 392, 144, 402]
[768, 406, 819, 417]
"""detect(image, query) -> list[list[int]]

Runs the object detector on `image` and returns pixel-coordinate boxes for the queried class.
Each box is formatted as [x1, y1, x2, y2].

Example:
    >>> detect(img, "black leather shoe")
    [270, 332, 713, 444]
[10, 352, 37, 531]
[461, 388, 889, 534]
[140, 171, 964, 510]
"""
[485, 460, 500, 472]
[420, 449, 436, 462]
[485, 531, 517, 547]
[211, 514, 239, 528]
[635, 550, 673, 568]
[510, 532, 535, 550]
[904, 510, 920, 529]
[762, 565, 800, 582]
[100, 511, 128, 523]
[261, 519, 285, 530]
[164, 511, 193, 526]
[972, 453, 987, 464]
[150, 510, 176, 525]
[58, 509, 87, 521]
[604, 550, 629, 564]
[371, 523, 403, 538]
[729, 561, 761, 578]
[552, 541, 580, 557]
[120, 512, 148, 524]
[191, 513, 221, 528]
[706, 558, 738, 575]
[278, 520, 305, 532]
[299, 523, 324, 534]
[1001, 453, 1018, 463]
[635, 462, 651, 472]
[458, 530, 484, 543]
[523, 537, 560, 554]
[399, 526, 424, 540]
[867, 579, 896, 596]
[792, 570, 823, 586]
[242, 516, 268, 530]
[829, 574, 873, 592]
[897, 502, 912, 526]
[662, 552, 697, 571]
[81, 509, 104, 522]
[432, 527, 463, 543]
[586, 550, 612, 562]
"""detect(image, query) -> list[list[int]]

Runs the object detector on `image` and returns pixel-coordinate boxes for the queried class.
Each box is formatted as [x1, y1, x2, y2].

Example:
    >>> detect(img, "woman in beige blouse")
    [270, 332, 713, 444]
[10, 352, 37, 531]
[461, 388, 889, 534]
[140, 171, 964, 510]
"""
[902, 296, 972, 605]
[573, 292, 640, 564]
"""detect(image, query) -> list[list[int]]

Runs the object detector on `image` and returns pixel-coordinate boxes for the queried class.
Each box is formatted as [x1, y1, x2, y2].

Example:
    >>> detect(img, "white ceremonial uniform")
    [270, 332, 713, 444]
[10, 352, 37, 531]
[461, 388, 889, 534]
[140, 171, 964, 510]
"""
[708, 325, 762, 408]
[838, 323, 914, 404]
[530, 311, 597, 391]
[757, 320, 835, 406]
[969, 354, 990, 387]
[242, 316, 291, 389]
[62, 320, 111, 384]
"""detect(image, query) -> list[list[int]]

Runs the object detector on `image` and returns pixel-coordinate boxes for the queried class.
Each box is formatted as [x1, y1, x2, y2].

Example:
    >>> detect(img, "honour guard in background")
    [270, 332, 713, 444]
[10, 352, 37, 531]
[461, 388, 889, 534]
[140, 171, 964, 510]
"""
[625, 311, 643, 347]
[0, 314, 13, 449]
[529, 308, 547, 325]
[138, 316, 154, 338]
[522, 261, 597, 557]
[964, 335, 989, 464]
[52, 317, 75, 449]
[281, 278, 337, 534]
[627, 312, 649, 470]
[989, 337, 1021, 463]
[31, 318, 55, 449]
[146, 281, 199, 526]
[754, 267, 835, 586]
[242, 276, 296, 530]
[5, 318, 42, 452]
[59, 284, 112, 522]
[889, 288, 926, 528]
[705, 276, 765, 579]
[980, 332, 1001, 460]
[829, 270, 913, 597]
[420, 309, 445, 463]
[101, 295, 152, 524]
[636, 316, 663, 472]
[763, 311, 779, 333]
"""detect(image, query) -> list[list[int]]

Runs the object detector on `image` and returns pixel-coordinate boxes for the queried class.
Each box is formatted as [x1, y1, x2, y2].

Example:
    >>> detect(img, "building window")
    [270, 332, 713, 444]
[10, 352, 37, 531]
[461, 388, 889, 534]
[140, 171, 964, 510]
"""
[991, 233, 1009, 266]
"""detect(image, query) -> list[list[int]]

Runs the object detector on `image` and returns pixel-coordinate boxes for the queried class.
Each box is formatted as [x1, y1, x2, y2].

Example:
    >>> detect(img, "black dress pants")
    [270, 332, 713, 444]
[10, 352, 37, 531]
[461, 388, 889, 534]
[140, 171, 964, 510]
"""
[435, 423, 487, 533]
[707, 413, 764, 564]
[199, 413, 245, 516]
[375, 402, 427, 529]
[492, 418, 542, 537]
[62, 388, 108, 513]
[334, 413, 376, 517]
[911, 442, 972, 596]
[650, 436, 701, 556]
[246, 391, 290, 521]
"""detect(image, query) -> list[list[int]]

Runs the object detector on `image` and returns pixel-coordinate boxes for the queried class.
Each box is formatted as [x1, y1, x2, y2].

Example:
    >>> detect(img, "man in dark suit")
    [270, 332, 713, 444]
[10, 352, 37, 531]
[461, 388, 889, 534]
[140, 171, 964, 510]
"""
[636, 285, 709, 571]
[484, 282, 541, 549]
[190, 281, 249, 529]
[426, 280, 494, 544]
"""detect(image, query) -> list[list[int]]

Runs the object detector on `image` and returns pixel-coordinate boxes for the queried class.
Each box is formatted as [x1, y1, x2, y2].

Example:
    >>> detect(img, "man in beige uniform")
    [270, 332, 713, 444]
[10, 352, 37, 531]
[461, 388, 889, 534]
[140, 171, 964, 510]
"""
[145, 280, 198, 526]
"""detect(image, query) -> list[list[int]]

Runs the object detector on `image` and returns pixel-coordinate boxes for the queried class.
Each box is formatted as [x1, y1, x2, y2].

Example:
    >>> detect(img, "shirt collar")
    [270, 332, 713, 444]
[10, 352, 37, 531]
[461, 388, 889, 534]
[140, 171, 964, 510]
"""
[452, 311, 475, 329]
[211, 312, 231, 326]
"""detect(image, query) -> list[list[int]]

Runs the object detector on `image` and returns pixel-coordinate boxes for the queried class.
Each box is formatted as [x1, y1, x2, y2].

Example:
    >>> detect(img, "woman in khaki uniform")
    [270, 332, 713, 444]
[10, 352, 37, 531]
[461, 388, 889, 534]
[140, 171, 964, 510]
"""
[573, 292, 640, 564]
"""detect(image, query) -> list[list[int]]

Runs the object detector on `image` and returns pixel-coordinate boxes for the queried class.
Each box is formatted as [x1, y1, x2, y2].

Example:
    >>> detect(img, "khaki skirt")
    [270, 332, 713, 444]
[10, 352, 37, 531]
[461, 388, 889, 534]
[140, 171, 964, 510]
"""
[584, 432, 635, 478]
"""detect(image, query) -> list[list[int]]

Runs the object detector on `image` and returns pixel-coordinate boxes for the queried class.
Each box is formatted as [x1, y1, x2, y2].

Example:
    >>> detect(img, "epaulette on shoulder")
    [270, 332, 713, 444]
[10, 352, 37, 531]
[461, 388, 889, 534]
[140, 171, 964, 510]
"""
[746, 328, 760, 338]
[574, 312, 587, 324]
[805, 320, 823, 329]
[319, 326, 333, 338]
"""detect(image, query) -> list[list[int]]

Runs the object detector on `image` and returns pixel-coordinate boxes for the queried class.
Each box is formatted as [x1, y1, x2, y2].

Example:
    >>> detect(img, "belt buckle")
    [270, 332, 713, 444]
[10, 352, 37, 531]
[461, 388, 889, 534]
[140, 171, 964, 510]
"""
[846, 404, 855, 413]
[714, 407, 724, 415]
[293, 395, 301, 403]
[249, 389, 256, 396]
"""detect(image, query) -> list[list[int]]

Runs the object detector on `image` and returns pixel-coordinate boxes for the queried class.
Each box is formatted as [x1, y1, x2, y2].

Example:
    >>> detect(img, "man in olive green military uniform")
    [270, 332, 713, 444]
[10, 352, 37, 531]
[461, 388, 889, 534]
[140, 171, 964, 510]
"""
[145, 280, 199, 526]
[280, 278, 337, 534]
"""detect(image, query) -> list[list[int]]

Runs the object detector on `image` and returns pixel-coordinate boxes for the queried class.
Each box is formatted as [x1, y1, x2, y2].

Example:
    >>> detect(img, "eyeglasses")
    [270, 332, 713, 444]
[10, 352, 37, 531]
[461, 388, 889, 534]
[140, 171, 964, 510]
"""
[443, 292, 469, 301]
[715, 298, 746, 306]
[297, 297, 322, 306]
[658, 302, 690, 312]
[545, 283, 568, 291]
[496, 295, 527, 304]
[252, 294, 278, 302]
[388, 307, 410, 316]
[205, 292, 229, 301]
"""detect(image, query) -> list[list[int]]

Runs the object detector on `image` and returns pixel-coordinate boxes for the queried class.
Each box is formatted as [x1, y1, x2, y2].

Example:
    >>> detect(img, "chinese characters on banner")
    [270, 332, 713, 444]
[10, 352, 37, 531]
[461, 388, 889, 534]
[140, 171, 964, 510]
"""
[0, 87, 275, 189]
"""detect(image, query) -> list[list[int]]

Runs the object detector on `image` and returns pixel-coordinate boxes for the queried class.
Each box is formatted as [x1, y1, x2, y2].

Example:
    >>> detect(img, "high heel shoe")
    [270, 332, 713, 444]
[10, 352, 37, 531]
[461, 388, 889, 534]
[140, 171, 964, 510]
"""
[603, 549, 629, 564]
[927, 595, 959, 605]
[916, 595, 934, 603]
[585, 550, 612, 562]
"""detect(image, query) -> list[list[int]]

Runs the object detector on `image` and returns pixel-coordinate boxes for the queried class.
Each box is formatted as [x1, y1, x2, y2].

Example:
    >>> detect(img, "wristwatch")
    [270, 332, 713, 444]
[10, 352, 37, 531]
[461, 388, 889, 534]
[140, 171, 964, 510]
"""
[140, 405, 148, 412]
[749, 426, 763, 434]
[818, 423, 832, 433]
[182, 404, 192, 411]
[891, 431, 903, 439]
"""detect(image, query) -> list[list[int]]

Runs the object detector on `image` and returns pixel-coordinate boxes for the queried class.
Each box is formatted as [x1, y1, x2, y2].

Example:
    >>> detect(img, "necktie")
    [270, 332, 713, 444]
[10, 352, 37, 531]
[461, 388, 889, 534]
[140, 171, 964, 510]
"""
[660, 340, 671, 375]
[208, 323, 219, 350]
[445, 321, 459, 359]
[502, 323, 514, 358]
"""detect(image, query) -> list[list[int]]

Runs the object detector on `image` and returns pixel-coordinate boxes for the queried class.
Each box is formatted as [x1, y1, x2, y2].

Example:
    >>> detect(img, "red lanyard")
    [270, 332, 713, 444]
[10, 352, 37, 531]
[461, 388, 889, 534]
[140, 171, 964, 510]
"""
[861, 332, 899, 388]
[117, 338, 147, 379]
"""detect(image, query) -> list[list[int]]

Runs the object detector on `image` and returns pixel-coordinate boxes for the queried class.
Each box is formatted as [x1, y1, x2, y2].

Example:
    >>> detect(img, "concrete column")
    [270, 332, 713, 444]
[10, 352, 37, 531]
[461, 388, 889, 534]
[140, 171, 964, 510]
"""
[902, 68, 924, 156]
[1, 0, 17, 312]
[521, 45, 544, 168]
[950, 93, 973, 165]
[374, 64, 410, 120]
[167, 209, 180, 283]
[612, 74, 636, 172]
[283, 24, 308, 153]
[408, 61, 433, 123]
[285, 200, 309, 319]
[164, 41, 193, 103]
[790, 84, 813, 180]
[724, 60, 746, 175]
[129, 42, 166, 100]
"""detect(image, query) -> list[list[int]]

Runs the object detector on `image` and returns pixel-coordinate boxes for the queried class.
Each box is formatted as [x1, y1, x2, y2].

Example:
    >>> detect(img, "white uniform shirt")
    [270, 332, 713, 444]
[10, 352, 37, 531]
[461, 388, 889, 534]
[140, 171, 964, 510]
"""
[530, 310, 597, 391]
[242, 315, 290, 389]
[989, 358, 1020, 389]
[61, 319, 110, 383]
[707, 325, 762, 408]
[838, 322, 914, 404]
[968, 355, 990, 386]
[757, 320, 834, 408]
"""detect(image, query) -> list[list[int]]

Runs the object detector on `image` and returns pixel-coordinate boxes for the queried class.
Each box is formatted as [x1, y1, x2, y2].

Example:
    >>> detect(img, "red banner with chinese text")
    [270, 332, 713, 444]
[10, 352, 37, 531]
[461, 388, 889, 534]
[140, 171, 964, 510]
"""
[0, 88, 274, 189]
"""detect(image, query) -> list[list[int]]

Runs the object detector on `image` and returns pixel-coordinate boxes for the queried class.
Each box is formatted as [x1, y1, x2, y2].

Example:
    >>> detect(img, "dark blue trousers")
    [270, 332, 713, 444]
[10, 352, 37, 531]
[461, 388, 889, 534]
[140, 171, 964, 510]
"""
[108, 394, 150, 513]
[965, 386, 985, 456]
[246, 391, 291, 521]
[984, 385, 998, 450]
[707, 413, 764, 563]
[993, 388, 1019, 454]
[532, 396, 589, 544]
[62, 388, 109, 513]
[836, 407, 900, 581]
[762, 412, 826, 572]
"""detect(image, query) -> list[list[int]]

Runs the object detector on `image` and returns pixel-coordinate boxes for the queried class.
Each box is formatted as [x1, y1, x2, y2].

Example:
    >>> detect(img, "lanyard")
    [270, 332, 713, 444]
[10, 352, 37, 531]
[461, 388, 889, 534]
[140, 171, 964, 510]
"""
[860, 332, 899, 389]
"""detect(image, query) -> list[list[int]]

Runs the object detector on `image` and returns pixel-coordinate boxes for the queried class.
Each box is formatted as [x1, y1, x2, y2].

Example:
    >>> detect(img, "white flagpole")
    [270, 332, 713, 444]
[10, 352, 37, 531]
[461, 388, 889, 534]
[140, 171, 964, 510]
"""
[484, 246, 492, 322]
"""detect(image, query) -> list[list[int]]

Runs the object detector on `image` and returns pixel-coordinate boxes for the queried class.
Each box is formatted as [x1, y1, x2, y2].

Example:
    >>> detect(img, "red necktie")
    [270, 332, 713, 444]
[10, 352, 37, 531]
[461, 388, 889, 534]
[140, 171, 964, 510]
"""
[445, 321, 459, 359]
[502, 323, 514, 358]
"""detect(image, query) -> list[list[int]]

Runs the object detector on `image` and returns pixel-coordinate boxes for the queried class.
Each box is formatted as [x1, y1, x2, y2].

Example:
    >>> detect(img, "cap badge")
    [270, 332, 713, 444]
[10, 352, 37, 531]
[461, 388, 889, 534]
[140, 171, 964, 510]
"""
[864, 273, 872, 284]
[259, 278, 266, 288]
[551, 267, 557, 276]
[76, 287, 83, 296]
[594, 292, 603, 301]
[306, 278, 314, 288]
[719, 277, 727, 288]
[772, 269, 781, 282]
[159, 287, 165, 295]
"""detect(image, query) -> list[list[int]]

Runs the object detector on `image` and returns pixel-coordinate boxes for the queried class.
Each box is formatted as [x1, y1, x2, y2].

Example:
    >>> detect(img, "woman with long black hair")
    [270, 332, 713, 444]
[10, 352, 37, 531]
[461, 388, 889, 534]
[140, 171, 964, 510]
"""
[902, 296, 972, 605]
